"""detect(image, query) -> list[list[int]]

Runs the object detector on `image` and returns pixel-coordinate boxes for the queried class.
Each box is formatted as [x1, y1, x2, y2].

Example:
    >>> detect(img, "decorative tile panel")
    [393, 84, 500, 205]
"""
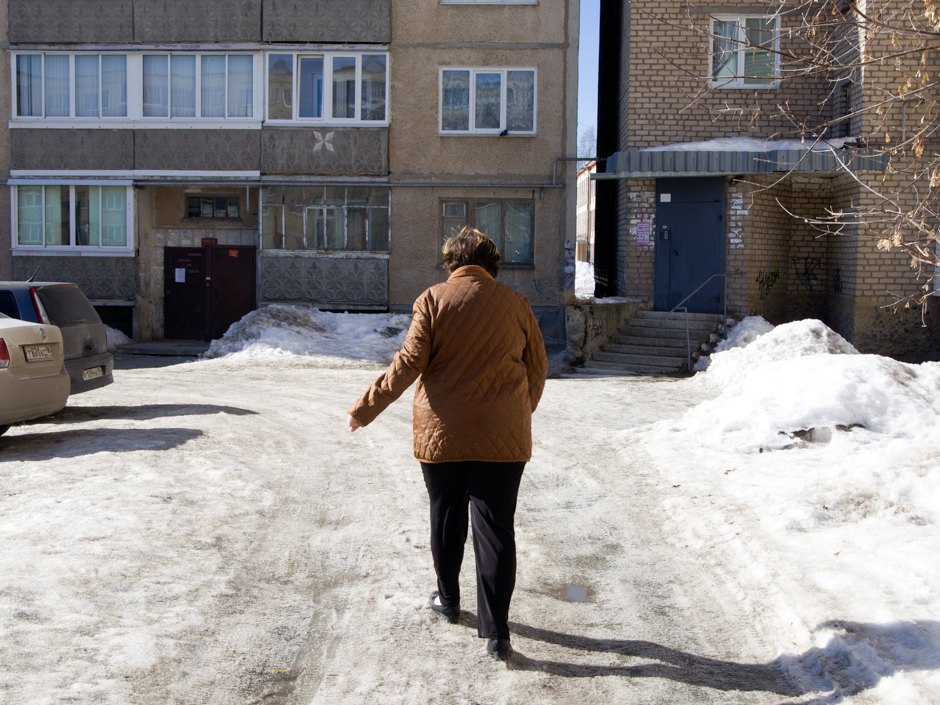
[9, 0, 134, 43]
[261, 255, 388, 307]
[11, 131, 134, 171]
[134, 0, 261, 42]
[261, 128, 388, 177]
[12, 256, 136, 301]
[136, 131, 261, 172]
[262, 0, 390, 43]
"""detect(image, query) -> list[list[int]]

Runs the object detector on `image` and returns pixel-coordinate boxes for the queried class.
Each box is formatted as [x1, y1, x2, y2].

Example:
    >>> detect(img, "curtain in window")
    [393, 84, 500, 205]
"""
[75, 185, 97, 246]
[299, 57, 324, 118]
[16, 55, 43, 117]
[16, 187, 44, 245]
[75, 55, 100, 117]
[361, 55, 386, 121]
[228, 55, 253, 117]
[332, 57, 356, 119]
[368, 207, 390, 251]
[101, 55, 127, 117]
[712, 20, 738, 81]
[44, 186, 68, 246]
[268, 54, 293, 120]
[201, 55, 226, 117]
[171, 55, 196, 117]
[475, 202, 502, 245]
[441, 70, 470, 131]
[506, 70, 534, 132]
[503, 202, 533, 264]
[44, 55, 70, 117]
[744, 18, 776, 81]
[143, 55, 169, 117]
[475, 73, 502, 130]
[313, 208, 343, 248]
[101, 187, 127, 246]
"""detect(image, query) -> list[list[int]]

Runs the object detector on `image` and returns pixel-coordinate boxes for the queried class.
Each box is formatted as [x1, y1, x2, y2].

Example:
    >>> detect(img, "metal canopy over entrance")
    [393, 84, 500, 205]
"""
[594, 143, 887, 180]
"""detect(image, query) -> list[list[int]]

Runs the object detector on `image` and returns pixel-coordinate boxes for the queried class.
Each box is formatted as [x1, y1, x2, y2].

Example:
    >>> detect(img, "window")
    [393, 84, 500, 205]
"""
[143, 54, 253, 118]
[440, 68, 536, 134]
[16, 53, 127, 118]
[440, 199, 534, 265]
[186, 195, 240, 220]
[14, 185, 131, 250]
[261, 187, 390, 252]
[265, 52, 388, 123]
[710, 16, 779, 88]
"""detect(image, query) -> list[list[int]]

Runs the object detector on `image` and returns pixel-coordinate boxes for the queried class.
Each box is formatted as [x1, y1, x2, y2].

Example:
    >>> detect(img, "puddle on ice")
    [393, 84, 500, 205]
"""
[565, 584, 590, 602]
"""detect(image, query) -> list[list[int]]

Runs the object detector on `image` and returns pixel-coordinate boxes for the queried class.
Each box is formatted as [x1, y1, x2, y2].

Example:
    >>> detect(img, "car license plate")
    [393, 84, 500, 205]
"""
[82, 366, 104, 381]
[24, 344, 55, 362]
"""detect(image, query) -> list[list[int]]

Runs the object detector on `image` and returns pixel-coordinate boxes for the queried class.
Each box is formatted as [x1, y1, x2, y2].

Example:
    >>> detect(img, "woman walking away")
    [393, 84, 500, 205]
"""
[347, 227, 548, 660]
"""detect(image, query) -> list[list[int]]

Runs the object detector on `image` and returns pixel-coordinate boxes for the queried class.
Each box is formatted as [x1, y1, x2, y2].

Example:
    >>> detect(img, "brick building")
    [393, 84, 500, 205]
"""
[1, 0, 577, 343]
[593, 0, 940, 359]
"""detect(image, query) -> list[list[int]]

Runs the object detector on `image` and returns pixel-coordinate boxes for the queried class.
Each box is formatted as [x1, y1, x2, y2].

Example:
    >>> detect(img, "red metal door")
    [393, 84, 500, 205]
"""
[163, 246, 256, 340]
[164, 247, 208, 339]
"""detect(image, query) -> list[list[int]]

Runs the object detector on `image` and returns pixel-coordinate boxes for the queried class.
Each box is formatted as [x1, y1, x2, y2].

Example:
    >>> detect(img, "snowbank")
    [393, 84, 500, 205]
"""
[203, 304, 411, 365]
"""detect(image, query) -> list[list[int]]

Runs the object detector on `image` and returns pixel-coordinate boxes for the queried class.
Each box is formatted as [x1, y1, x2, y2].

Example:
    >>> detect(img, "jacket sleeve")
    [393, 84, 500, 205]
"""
[347, 295, 432, 426]
[523, 306, 548, 412]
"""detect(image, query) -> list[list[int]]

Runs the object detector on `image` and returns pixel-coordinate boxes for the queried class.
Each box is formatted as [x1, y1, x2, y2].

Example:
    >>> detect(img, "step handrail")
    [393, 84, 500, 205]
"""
[666, 273, 731, 370]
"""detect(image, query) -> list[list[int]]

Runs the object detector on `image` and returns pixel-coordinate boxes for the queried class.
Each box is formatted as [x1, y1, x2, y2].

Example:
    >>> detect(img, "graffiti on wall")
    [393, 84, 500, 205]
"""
[756, 265, 781, 300]
[795, 256, 822, 293]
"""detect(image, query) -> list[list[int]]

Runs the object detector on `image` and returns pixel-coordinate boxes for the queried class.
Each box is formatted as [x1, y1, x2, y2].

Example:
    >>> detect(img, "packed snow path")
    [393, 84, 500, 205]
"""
[1, 351, 937, 704]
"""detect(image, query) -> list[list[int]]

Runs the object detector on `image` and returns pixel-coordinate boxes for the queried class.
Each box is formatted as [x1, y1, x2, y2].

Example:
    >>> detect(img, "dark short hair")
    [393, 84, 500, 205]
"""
[442, 226, 501, 276]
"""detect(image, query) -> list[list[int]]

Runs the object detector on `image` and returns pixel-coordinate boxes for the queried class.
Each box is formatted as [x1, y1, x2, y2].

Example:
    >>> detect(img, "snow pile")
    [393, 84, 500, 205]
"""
[646, 137, 857, 153]
[575, 260, 595, 299]
[105, 325, 133, 351]
[641, 317, 940, 530]
[203, 304, 411, 364]
[671, 319, 937, 450]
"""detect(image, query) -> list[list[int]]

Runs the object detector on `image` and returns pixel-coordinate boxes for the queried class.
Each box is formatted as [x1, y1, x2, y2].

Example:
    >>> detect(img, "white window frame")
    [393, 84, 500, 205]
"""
[11, 51, 263, 128]
[139, 52, 257, 121]
[263, 51, 389, 125]
[10, 183, 135, 255]
[12, 52, 129, 120]
[438, 67, 537, 136]
[708, 15, 781, 89]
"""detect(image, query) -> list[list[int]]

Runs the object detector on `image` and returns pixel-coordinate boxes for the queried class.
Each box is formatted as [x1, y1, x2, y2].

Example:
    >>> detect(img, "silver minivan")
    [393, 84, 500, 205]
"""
[0, 282, 114, 394]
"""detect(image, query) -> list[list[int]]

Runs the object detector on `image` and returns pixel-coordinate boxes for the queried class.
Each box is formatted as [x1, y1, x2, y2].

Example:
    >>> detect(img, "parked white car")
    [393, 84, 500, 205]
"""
[0, 313, 70, 436]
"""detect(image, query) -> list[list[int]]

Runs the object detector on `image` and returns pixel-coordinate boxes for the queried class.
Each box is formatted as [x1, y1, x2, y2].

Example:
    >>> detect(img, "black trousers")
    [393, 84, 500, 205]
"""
[421, 460, 525, 640]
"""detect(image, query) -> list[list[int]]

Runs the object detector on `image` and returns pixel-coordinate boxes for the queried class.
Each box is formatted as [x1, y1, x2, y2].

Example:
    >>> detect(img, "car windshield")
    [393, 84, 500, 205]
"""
[36, 286, 100, 325]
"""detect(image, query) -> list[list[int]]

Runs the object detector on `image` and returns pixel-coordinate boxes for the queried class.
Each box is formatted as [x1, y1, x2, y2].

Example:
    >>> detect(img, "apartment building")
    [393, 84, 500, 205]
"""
[593, 0, 940, 358]
[575, 159, 594, 264]
[1, 0, 577, 343]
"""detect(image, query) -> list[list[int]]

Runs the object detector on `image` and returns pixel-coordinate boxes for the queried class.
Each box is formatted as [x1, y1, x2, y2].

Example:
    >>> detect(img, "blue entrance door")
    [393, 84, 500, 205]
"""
[653, 177, 725, 313]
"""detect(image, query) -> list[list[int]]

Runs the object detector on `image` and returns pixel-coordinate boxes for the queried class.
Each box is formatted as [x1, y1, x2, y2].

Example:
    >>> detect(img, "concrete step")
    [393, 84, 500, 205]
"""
[580, 360, 685, 376]
[603, 342, 691, 357]
[592, 351, 687, 368]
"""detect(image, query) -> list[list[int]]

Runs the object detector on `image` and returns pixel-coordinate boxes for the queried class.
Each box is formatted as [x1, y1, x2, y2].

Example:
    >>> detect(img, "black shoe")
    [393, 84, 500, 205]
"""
[486, 638, 512, 660]
[427, 591, 459, 624]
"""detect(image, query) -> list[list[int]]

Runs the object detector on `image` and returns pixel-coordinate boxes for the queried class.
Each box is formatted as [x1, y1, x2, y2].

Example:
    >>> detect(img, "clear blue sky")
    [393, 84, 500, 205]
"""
[578, 0, 600, 139]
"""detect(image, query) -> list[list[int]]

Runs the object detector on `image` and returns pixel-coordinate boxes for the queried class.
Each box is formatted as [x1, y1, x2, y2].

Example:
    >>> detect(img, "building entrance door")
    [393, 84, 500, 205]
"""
[164, 245, 257, 340]
[653, 177, 725, 313]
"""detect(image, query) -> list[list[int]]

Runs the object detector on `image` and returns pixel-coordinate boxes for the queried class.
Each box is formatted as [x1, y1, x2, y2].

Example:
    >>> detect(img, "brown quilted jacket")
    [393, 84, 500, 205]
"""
[348, 265, 548, 463]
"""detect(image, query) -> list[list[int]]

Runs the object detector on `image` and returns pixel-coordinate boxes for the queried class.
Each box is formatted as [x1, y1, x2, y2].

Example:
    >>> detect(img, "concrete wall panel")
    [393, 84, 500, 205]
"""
[135, 131, 261, 172]
[9, 0, 133, 43]
[263, 0, 390, 43]
[134, 0, 261, 43]
[11, 256, 136, 300]
[11, 130, 134, 170]
[261, 128, 388, 176]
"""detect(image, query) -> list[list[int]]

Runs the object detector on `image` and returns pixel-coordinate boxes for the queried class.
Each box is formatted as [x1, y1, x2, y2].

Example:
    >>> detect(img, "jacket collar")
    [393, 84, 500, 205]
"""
[448, 265, 494, 281]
